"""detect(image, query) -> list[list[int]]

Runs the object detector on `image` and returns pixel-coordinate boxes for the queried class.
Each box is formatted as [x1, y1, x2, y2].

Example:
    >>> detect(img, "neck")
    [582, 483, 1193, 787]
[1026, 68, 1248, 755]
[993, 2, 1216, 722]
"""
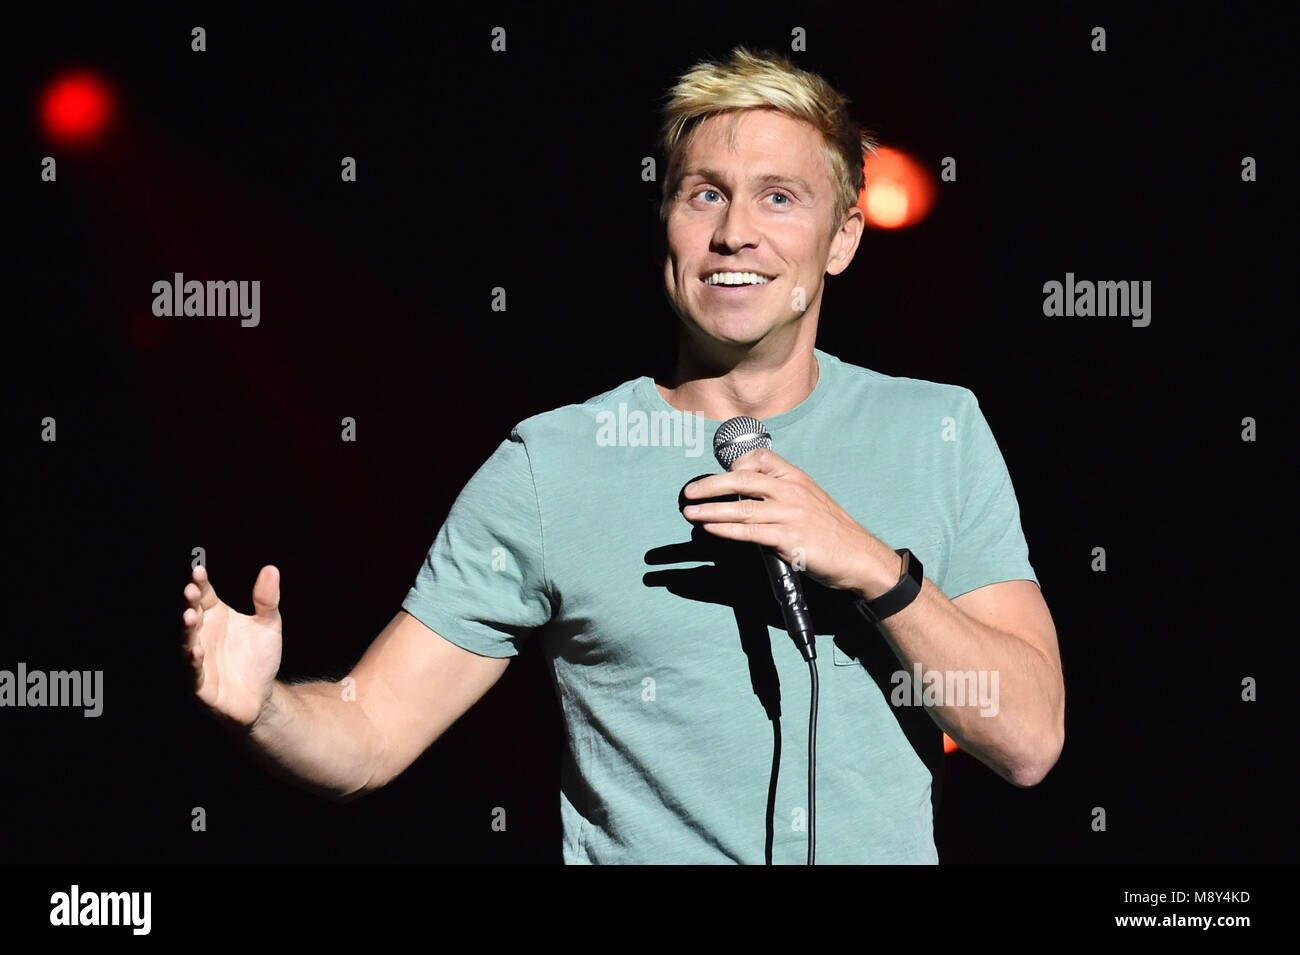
[658, 335, 821, 422]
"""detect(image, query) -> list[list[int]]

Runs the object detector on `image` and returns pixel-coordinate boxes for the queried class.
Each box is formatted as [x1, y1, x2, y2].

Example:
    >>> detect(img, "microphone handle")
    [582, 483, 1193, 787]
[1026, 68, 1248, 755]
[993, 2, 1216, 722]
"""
[759, 548, 817, 661]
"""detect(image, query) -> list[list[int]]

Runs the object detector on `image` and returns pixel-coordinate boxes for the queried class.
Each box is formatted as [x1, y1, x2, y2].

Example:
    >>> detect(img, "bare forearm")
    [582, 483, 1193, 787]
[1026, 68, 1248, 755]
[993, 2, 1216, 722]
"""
[875, 579, 1063, 786]
[244, 680, 387, 800]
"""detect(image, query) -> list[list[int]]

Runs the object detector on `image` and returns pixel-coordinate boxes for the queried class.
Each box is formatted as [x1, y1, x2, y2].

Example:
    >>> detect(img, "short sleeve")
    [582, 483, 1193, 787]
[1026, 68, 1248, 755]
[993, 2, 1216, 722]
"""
[941, 393, 1039, 599]
[401, 429, 554, 657]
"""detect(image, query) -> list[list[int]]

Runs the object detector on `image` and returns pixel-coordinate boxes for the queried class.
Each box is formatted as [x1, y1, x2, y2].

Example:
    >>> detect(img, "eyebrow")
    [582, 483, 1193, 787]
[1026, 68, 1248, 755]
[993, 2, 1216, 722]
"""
[680, 167, 815, 195]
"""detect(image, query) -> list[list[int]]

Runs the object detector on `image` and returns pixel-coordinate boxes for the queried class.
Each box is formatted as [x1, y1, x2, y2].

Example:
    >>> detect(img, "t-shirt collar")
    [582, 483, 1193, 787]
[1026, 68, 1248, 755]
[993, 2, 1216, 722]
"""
[634, 348, 836, 432]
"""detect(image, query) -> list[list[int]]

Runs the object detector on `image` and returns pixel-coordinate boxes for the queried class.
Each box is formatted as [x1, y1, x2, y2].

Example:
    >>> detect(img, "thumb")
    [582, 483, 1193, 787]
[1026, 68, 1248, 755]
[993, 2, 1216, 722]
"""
[251, 565, 281, 621]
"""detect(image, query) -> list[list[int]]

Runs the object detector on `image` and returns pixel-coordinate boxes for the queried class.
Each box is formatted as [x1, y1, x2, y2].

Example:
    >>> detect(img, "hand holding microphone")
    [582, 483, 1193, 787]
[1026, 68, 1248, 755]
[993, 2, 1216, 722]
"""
[684, 415, 906, 658]
[702, 416, 816, 660]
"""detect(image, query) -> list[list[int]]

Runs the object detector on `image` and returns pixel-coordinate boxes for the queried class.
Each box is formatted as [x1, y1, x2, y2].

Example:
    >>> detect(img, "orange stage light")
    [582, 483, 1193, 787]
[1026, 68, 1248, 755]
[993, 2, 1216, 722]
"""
[857, 146, 937, 229]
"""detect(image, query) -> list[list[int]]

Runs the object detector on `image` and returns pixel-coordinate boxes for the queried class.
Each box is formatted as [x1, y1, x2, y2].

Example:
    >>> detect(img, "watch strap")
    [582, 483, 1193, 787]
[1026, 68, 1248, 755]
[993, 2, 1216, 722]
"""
[855, 548, 924, 627]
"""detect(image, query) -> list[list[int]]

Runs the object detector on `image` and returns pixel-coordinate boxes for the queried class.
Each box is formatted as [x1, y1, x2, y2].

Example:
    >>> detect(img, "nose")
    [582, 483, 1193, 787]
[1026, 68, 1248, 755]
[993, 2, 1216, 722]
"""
[712, 198, 760, 253]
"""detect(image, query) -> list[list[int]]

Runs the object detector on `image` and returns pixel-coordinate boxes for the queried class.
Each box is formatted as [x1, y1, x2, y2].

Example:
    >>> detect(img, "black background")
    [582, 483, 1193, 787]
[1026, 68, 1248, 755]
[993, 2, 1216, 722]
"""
[6, 0, 1296, 865]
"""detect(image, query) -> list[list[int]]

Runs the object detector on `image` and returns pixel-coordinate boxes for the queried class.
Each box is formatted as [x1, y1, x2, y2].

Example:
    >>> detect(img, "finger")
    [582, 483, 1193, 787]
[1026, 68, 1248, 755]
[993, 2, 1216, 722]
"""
[684, 469, 786, 502]
[181, 603, 204, 652]
[251, 565, 281, 621]
[728, 447, 803, 480]
[188, 639, 205, 690]
[180, 609, 206, 688]
[684, 498, 796, 525]
[698, 521, 785, 548]
[190, 565, 221, 611]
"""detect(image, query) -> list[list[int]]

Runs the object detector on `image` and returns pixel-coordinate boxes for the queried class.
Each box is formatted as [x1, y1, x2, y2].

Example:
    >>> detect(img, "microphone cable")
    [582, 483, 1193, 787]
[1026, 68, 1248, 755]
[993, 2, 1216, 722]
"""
[806, 653, 818, 865]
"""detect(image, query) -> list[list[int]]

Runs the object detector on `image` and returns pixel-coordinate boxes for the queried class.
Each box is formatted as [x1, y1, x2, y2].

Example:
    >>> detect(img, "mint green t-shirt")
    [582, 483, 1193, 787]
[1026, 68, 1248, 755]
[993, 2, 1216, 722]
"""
[402, 349, 1038, 864]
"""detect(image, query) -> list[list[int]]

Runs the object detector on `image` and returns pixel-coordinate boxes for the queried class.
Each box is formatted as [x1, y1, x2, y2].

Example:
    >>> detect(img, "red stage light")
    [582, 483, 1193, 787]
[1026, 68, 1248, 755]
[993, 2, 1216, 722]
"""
[40, 70, 117, 145]
[857, 146, 937, 229]
[943, 733, 958, 754]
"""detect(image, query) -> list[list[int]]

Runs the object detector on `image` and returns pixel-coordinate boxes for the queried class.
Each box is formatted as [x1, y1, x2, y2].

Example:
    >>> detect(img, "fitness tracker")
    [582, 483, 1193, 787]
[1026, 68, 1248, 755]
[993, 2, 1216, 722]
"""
[855, 548, 924, 627]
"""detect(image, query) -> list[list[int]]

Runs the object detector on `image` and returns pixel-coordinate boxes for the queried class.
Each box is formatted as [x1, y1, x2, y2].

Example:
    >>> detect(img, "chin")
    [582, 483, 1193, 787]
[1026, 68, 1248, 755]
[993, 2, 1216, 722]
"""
[670, 292, 782, 348]
[690, 318, 773, 349]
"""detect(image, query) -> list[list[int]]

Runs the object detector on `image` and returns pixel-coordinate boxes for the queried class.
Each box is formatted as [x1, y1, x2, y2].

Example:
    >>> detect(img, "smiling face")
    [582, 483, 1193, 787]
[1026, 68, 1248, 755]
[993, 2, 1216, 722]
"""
[663, 108, 863, 362]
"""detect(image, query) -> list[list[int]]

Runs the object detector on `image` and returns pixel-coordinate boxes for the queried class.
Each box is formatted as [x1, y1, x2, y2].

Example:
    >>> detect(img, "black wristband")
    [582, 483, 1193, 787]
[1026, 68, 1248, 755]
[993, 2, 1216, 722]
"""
[855, 548, 924, 627]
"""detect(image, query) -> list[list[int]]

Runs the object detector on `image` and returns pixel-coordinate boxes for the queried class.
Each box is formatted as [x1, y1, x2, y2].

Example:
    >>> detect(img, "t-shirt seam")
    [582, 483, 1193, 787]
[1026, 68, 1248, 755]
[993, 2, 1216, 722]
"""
[832, 357, 970, 395]
[957, 388, 979, 532]
[515, 430, 553, 604]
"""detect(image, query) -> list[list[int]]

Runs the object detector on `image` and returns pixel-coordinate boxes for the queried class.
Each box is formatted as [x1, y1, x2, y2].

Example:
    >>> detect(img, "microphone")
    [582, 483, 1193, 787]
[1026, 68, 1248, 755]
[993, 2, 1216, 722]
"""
[713, 416, 817, 662]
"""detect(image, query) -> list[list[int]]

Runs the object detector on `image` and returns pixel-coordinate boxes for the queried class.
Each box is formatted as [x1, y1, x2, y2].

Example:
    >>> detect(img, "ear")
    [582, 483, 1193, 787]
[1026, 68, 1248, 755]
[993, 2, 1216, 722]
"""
[825, 205, 865, 276]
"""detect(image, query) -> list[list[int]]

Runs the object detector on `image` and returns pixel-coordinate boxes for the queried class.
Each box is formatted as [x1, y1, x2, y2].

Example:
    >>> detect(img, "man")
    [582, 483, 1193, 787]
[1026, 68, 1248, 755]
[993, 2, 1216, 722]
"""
[181, 47, 1064, 864]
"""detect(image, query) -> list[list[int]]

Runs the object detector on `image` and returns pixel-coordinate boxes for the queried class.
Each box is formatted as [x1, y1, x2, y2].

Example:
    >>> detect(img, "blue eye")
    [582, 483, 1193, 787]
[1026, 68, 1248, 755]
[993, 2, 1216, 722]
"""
[768, 192, 789, 205]
[700, 189, 722, 202]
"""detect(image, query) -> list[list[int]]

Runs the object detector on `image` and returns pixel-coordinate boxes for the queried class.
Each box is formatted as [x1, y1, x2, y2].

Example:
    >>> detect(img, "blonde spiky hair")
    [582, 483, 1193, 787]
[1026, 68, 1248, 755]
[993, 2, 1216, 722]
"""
[658, 46, 878, 236]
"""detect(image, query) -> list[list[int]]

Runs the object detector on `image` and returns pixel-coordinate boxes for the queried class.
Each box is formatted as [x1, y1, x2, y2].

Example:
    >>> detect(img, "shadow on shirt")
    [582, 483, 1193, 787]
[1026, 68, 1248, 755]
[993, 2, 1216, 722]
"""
[640, 481, 944, 862]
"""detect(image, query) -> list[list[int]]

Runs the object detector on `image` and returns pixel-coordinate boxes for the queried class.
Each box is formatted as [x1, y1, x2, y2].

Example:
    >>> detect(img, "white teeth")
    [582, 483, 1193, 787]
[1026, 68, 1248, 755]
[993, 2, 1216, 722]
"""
[705, 271, 771, 286]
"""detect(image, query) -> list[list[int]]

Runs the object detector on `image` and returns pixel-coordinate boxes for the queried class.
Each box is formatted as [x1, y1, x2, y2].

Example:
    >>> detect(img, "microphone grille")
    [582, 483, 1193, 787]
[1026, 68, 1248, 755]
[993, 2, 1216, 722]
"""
[713, 416, 771, 470]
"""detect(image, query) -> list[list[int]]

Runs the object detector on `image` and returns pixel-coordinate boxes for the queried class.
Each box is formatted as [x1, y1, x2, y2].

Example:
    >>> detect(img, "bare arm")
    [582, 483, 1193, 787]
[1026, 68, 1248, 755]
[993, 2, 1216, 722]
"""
[876, 577, 1064, 787]
[184, 565, 509, 801]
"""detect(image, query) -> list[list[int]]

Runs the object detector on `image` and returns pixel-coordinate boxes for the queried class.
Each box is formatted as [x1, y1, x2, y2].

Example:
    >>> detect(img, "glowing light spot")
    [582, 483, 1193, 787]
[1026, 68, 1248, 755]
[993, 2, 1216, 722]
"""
[864, 180, 910, 228]
[857, 146, 937, 229]
[41, 70, 117, 145]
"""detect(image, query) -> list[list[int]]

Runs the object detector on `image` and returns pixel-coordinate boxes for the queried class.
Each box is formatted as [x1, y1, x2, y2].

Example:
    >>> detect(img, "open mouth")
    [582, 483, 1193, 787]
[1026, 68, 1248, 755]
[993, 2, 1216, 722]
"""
[700, 271, 775, 289]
